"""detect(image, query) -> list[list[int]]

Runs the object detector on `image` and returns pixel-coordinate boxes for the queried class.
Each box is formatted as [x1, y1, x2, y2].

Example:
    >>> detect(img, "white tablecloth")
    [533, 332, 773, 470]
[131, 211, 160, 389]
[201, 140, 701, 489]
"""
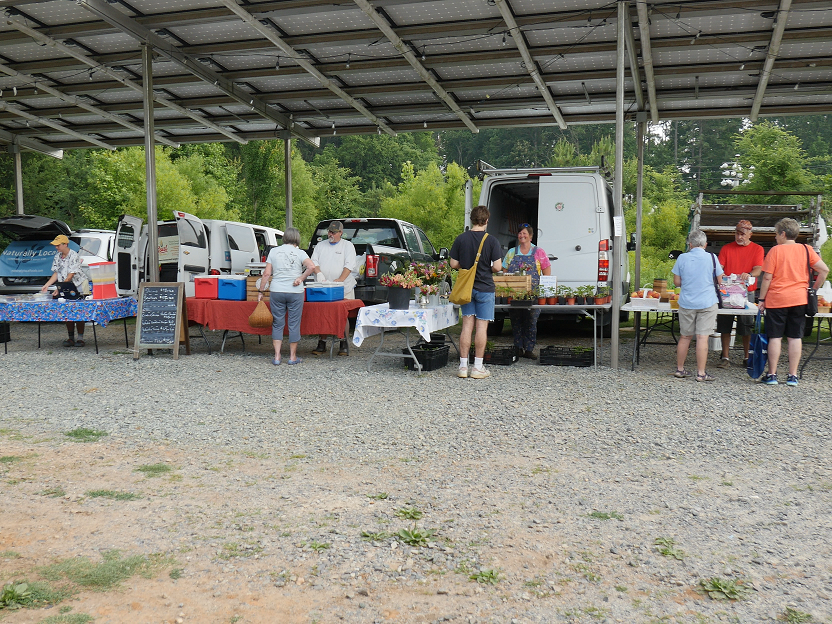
[353, 303, 458, 346]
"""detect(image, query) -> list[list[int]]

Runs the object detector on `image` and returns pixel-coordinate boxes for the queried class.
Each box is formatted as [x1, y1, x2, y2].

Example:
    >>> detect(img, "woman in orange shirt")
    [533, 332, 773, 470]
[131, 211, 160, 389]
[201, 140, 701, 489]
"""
[758, 218, 829, 386]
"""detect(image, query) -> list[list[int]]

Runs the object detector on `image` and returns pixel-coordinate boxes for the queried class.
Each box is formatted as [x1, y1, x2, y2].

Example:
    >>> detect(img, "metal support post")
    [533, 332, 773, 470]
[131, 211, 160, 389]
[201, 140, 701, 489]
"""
[12, 144, 23, 214]
[635, 119, 645, 288]
[284, 137, 293, 229]
[143, 43, 160, 282]
[611, 1, 627, 369]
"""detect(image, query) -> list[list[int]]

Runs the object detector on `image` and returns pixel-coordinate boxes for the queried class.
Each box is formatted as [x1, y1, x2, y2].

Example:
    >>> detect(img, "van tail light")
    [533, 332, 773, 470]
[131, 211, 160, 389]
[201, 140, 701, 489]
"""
[209, 268, 221, 275]
[365, 254, 378, 277]
[597, 239, 610, 283]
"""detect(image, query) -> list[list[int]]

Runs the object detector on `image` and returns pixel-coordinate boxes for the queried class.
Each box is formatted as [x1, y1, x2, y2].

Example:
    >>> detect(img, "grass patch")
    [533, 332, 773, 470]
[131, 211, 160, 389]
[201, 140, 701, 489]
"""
[135, 463, 172, 477]
[367, 492, 388, 500]
[307, 541, 330, 553]
[64, 428, 108, 443]
[40, 486, 66, 498]
[781, 607, 814, 623]
[85, 490, 141, 501]
[1, 551, 21, 559]
[0, 456, 22, 464]
[360, 531, 390, 541]
[39, 615, 94, 624]
[588, 510, 623, 521]
[699, 577, 753, 601]
[0, 580, 75, 610]
[396, 528, 436, 547]
[39, 551, 170, 591]
[654, 537, 685, 560]
[469, 569, 500, 584]
[395, 507, 423, 520]
[169, 568, 183, 580]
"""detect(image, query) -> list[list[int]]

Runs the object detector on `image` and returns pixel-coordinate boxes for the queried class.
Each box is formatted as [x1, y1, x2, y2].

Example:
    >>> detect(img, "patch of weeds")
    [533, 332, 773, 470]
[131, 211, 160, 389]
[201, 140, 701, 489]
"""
[40, 486, 66, 498]
[218, 542, 263, 560]
[367, 492, 388, 500]
[169, 568, 183, 580]
[39, 550, 163, 590]
[135, 463, 172, 477]
[530, 465, 551, 475]
[360, 531, 390, 542]
[230, 616, 243, 623]
[396, 528, 436, 547]
[581, 605, 607, 620]
[588, 510, 623, 521]
[1, 581, 31, 608]
[654, 537, 685, 560]
[0, 456, 22, 464]
[64, 428, 108, 443]
[395, 507, 423, 521]
[454, 561, 474, 575]
[308, 541, 330, 553]
[698, 577, 753, 601]
[781, 607, 814, 623]
[688, 475, 708, 481]
[469, 569, 500, 584]
[721, 480, 734, 486]
[38, 615, 93, 624]
[288, 454, 307, 459]
[0, 551, 20, 559]
[615, 585, 628, 592]
[85, 490, 141, 501]
[523, 577, 543, 588]
[571, 563, 601, 583]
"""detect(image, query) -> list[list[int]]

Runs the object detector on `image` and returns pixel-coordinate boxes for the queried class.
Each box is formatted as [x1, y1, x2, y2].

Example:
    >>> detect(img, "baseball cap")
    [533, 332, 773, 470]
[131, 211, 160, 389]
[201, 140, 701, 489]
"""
[50, 234, 69, 246]
[327, 221, 343, 233]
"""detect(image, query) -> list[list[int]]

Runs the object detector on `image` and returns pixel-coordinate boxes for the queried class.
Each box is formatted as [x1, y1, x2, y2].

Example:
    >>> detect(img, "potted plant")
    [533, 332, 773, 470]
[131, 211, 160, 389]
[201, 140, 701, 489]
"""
[535, 285, 546, 306]
[594, 286, 608, 305]
[576, 285, 594, 305]
[556, 285, 569, 305]
[379, 269, 422, 309]
[510, 288, 534, 307]
[561, 286, 576, 305]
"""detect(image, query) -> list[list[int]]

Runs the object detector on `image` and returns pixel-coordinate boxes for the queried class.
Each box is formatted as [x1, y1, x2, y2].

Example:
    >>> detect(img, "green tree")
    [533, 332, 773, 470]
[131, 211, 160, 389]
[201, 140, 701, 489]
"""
[379, 162, 473, 250]
[310, 152, 365, 219]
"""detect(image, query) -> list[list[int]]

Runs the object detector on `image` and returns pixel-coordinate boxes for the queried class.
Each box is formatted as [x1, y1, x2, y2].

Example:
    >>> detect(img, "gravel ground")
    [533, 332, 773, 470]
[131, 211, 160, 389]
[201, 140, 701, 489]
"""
[1, 319, 831, 624]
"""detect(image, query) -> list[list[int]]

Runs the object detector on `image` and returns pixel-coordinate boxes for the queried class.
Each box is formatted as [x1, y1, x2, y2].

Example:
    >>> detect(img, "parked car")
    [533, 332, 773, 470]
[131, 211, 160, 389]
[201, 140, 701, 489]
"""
[115, 211, 283, 297]
[0, 215, 78, 294]
[305, 218, 449, 305]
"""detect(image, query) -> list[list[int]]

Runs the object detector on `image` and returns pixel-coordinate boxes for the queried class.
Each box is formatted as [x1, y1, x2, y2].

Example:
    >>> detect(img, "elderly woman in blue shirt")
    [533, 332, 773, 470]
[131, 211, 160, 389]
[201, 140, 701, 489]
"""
[671, 229, 723, 382]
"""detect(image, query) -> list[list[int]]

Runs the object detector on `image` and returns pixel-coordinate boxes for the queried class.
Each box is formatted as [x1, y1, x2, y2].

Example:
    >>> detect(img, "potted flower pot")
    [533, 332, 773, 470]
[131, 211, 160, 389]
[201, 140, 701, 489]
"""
[557, 296, 567, 305]
[537, 297, 546, 305]
[594, 296, 605, 305]
[566, 297, 576, 305]
[387, 286, 413, 310]
[547, 296, 557, 305]
[575, 296, 585, 305]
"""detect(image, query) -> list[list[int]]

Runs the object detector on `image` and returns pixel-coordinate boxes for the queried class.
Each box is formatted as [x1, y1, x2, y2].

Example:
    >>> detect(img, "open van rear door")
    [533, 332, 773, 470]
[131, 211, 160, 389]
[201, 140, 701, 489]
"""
[173, 211, 209, 297]
[115, 214, 142, 296]
[537, 176, 602, 287]
[225, 223, 259, 273]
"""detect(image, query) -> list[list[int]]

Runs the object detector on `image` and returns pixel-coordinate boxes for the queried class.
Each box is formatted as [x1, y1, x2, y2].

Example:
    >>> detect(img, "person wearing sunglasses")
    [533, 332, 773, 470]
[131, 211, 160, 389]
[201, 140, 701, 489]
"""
[502, 223, 551, 359]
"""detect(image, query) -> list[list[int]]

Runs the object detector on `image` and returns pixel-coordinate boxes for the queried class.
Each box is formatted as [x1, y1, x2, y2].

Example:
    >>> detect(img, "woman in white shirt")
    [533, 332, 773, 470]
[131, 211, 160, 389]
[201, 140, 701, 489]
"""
[258, 227, 315, 365]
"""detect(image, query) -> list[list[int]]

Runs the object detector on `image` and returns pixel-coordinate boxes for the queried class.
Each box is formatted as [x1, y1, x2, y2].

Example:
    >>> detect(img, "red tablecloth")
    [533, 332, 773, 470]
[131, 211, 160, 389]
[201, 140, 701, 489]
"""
[186, 298, 364, 337]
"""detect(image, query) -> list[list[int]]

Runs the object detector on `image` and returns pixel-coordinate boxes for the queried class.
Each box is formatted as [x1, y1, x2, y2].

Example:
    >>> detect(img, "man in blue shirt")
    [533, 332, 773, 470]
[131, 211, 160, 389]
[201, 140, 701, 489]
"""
[671, 229, 723, 382]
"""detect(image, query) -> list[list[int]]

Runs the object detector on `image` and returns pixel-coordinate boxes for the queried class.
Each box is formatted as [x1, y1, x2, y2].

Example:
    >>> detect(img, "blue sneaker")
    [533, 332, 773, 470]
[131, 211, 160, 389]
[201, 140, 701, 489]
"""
[786, 374, 798, 386]
[763, 373, 778, 385]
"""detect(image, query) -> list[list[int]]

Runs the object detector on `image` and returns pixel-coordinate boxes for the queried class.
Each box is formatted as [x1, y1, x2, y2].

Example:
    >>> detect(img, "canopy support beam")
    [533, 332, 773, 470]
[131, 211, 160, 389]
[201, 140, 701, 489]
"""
[285, 136, 293, 229]
[0, 103, 116, 150]
[623, 3, 645, 112]
[751, 0, 792, 121]
[493, 0, 567, 129]
[635, 0, 659, 123]
[635, 116, 646, 288]
[143, 43, 159, 283]
[12, 143, 22, 215]
[611, 0, 627, 370]
[353, 0, 478, 133]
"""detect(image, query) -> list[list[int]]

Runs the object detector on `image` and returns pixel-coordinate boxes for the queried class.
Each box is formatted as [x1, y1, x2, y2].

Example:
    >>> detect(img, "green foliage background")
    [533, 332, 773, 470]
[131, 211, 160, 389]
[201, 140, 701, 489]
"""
[1, 116, 829, 277]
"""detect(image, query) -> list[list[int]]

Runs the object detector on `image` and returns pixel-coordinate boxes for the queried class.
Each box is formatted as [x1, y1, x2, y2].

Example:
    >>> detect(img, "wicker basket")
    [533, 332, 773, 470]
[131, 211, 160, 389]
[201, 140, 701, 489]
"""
[248, 300, 273, 328]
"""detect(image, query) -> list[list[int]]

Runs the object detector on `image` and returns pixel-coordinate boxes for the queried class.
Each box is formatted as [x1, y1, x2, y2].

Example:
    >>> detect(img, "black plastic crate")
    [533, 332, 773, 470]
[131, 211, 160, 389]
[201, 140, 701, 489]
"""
[539, 346, 594, 367]
[468, 346, 519, 366]
[403, 344, 450, 371]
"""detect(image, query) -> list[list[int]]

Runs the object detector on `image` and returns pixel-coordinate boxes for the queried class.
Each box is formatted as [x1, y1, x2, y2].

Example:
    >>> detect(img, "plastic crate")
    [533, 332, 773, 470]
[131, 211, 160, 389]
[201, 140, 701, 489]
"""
[470, 346, 518, 365]
[403, 344, 450, 371]
[539, 346, 594, 367]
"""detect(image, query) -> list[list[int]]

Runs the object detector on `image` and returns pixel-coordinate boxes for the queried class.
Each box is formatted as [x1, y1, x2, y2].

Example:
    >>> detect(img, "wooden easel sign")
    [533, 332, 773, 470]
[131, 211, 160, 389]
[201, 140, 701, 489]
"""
[133, 282, 190, 360]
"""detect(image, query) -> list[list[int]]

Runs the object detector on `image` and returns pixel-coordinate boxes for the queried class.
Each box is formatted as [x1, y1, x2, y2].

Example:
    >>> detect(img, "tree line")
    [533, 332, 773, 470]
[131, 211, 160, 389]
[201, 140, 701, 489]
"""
[1, 117, 830, 279]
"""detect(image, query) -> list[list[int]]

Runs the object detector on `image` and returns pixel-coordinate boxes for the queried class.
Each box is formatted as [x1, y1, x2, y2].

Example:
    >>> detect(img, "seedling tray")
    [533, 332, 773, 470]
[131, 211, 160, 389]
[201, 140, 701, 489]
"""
[403, 344, 450, 371]
[539, 346, 594, 367]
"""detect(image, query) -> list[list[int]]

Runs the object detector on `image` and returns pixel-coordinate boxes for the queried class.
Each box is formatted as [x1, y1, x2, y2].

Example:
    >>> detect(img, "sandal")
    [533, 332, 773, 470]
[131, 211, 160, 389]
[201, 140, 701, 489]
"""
[695, 373, 716, 382]
[672, 369, 691, 378]
[62, 338, 75, 347]
[272, 358, 281, 366]
[287, 358, 302, 365]
[74, 338, 85, 347]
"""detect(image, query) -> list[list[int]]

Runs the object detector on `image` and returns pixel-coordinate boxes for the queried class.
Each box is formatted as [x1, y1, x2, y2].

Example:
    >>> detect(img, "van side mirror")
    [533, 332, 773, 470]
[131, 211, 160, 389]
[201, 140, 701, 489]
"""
[668, 250, 683, 259]
[626, 233, 637, 252]
[438, 247, 449, 260]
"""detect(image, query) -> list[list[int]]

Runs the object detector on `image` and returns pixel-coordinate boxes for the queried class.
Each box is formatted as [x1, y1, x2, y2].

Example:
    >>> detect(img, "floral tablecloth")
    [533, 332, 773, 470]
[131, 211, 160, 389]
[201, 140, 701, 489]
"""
[0, 297, 138, 327]
[353, 303, 458, 346]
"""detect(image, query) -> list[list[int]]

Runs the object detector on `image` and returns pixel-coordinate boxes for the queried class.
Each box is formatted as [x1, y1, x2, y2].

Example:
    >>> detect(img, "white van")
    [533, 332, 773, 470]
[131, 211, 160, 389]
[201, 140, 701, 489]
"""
[472, 163, 630, 332]
[115, 211, 283, 297]
[70, 229, 116, 285]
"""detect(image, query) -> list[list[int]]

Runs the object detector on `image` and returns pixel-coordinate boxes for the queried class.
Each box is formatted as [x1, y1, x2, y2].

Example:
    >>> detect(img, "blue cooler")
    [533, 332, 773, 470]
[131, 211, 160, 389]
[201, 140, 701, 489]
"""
[218, 276, 247, 300]
[306, 284, 345, 302]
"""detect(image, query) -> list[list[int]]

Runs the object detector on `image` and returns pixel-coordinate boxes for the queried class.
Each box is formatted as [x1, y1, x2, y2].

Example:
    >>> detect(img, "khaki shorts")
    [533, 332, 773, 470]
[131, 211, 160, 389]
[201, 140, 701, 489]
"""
[678, 304, 718, 336]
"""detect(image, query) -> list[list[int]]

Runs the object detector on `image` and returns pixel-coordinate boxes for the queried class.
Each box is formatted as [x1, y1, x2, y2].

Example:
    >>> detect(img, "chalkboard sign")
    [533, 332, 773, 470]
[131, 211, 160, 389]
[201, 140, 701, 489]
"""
[133, 282, 190, 360]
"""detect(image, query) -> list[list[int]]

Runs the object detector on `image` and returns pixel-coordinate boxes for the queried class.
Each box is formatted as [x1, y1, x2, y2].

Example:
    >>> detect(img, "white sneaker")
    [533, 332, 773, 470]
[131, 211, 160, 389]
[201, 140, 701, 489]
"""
[457, 367, 469, 378]
[470, 367, 490, 379]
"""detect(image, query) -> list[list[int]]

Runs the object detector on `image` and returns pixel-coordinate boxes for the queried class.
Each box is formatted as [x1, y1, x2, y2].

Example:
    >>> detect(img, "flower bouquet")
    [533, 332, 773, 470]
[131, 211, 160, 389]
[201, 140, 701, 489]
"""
[379, 269, 422, 289]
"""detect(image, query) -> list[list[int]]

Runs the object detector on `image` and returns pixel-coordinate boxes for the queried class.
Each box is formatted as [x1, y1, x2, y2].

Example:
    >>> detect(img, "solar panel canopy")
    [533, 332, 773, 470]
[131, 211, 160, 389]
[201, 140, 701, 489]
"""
[0, 0, 829, 155]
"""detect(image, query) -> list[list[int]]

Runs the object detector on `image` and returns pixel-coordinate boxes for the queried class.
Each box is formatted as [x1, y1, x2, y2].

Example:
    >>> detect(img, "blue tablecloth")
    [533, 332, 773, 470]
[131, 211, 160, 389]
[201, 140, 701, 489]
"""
[0, 297, 138, 327]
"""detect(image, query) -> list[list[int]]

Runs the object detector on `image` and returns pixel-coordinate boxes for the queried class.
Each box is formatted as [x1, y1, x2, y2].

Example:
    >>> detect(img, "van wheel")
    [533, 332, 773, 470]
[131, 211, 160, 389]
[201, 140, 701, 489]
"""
[487, 318, 504, 336]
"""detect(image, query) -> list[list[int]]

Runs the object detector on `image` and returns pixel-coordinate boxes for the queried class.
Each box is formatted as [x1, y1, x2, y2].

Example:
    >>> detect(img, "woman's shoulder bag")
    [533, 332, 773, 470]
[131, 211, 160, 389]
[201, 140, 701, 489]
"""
[449, 232, 488, 306]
